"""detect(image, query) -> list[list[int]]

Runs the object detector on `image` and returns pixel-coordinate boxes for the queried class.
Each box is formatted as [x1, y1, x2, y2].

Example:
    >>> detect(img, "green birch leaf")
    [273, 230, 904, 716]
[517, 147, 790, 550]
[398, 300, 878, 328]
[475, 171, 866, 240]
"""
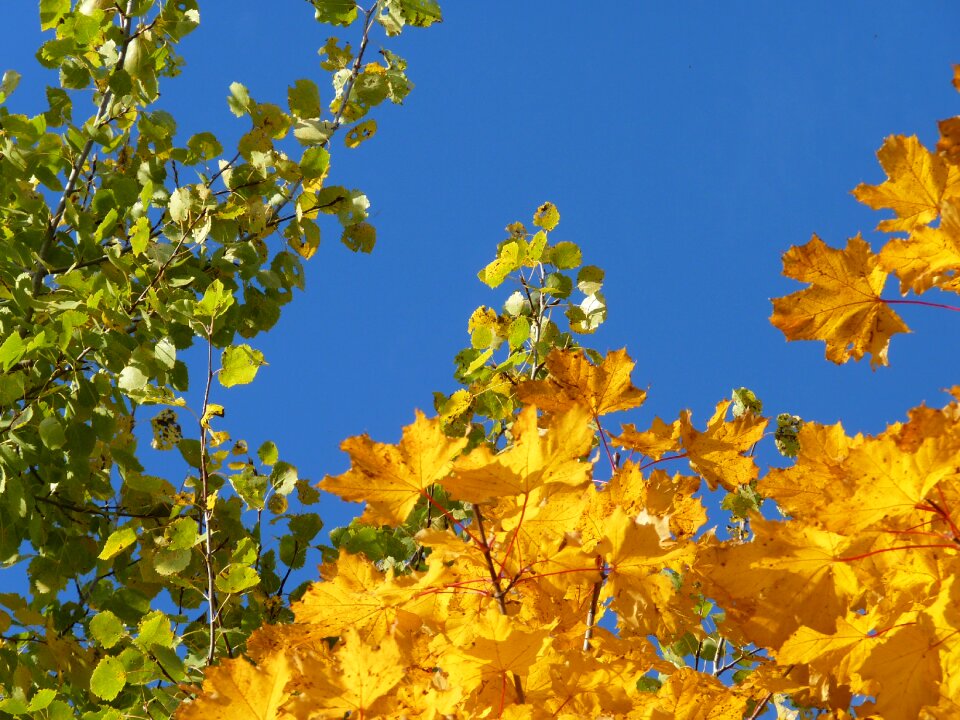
[300, 148, 330, 181]
[341, 221, 376, 253]
[548, 241, 582, 269]
[130, 216, 151, 256]
[215, 564, 259, 594]
[136, 611, 174, 650]
[39, 0, 70, 30]
[152, 548, 191, 576]
[396, 0, 442, 27]
[270, 461, 298, 496]
[310, 0, 358, 25]
[99, 527, 137, 560]
[257, 440, 278, 466]
[0, 70, 22, 104]
[288, 79, 322, 118]
[220, 344, 266, 387]
[38, 417, 66, 449]
[90, 657, 126, 700]
[164, 518, 197, 550]
[0, 333, 25, 371]
[195, 280, 233, 320]
[118, 365, 148, 392]
[89, 610, 125, 649]
[227, 81, 252, 117]
[26, 688, 56, 712]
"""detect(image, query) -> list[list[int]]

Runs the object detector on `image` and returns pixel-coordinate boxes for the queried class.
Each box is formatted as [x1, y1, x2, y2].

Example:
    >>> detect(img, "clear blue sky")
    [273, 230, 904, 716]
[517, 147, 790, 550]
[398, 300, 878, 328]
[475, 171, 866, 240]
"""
[3, 2, 960, 547]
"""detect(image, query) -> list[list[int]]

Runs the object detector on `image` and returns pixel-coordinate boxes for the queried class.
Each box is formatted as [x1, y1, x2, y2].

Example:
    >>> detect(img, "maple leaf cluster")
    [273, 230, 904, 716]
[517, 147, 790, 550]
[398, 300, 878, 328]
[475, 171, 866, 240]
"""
[176, 69, 960, 720]
[771, 65, 960, 368]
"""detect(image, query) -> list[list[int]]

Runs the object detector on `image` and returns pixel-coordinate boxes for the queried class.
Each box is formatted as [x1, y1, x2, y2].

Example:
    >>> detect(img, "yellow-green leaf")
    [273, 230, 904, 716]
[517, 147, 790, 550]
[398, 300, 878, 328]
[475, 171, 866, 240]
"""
[99, 527, 137, 560]
[220, 345, 266, 387]
[90, 657, 126, 700]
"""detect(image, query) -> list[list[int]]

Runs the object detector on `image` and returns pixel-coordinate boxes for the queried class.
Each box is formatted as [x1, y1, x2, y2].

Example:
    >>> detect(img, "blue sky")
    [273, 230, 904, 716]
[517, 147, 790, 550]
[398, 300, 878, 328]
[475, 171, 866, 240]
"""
[3, 2, 960, 567]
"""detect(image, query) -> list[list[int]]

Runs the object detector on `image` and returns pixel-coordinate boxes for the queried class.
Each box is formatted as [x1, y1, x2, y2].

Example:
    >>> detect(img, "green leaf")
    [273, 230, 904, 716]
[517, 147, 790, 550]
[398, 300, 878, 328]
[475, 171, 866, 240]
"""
[215, 564, 260, 594]
[195, 279, 234, 320]
[341, 221, 376, 253]
[93, 208, 118, 242]
[299, 147, 330, 180]
[118, 365, 148, 393]
[152, 548, 191, 576]
[136, 611, 174, 650]
[90, 657, 126, 700]
[220, 344, 266, 387]
[0, 70, 22, 104]
[130, 216, 151, 256]
[0, 332, 25, 372]
[227, 81, 252, 117]
[26, 688, 56, 712]
[732, 387, 763, 418]
[548, 241, 582, 269]
[89, 610, 125, 649]
[396, 0, 442, 27]
[270, 461, 298, 496]
[576, 265, 604, 295]
[310, 0, 358, 25]
[164, 518, 197, 550]
[38, 417, 66, 449]
[288, 79, 322, 118]
[508, 317, 530, 349]
[99, 527, 137, 560]
[230, 467, 267, 510]
[258, 440, 278, 466]
[39, 0, 70, 30]
[294, 118, 335, 145]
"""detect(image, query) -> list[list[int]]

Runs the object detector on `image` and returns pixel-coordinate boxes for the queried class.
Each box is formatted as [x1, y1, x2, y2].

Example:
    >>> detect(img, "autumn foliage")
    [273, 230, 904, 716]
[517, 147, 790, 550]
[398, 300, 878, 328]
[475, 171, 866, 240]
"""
[177, 68, 960, 720]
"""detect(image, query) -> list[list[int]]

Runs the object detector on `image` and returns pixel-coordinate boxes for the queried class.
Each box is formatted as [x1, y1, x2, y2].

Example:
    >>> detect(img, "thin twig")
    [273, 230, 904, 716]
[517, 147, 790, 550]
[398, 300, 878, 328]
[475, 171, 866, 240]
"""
[473, 505, 526, 704]
[581, 558, 606, 652]
[198, 332, 218, 664]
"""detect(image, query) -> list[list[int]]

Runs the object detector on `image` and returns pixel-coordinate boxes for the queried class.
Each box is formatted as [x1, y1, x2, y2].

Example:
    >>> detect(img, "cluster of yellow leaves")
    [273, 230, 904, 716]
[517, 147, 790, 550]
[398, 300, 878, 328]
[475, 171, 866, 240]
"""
[771, 65, 960, 367]
[177, 346, 960, 719]
[178, 350, 777, 719]
[698, 391, 960, 718]
[177, 69, 960, 720]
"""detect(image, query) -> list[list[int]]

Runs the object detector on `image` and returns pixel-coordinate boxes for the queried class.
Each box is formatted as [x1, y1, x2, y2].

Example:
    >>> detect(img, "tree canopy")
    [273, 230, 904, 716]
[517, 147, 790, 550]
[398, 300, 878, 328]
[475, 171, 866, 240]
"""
[1, 2, 960, 719]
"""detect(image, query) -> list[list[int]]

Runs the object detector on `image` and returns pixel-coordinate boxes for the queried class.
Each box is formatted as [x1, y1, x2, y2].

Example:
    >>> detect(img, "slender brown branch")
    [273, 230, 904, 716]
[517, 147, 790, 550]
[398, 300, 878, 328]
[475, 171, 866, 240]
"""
[581, 558, 606, 652]
[198, 332, 218, 664]
[472, 505, 526, 704]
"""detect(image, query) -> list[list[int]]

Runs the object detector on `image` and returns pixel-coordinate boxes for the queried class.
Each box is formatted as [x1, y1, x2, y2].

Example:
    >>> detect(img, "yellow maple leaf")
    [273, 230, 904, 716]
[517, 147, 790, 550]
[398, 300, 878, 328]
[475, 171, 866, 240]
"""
[694, 517, 860, 650]
[852, 135, 950, 232]
[176, 651, 293, 720]
[679, 400, 766, 492]
[320, 410, 467, 526]
[291, 550, 420, 642]
[515, 348, 647, 416]
[613, 417, 682, 460]
[446, 405, 594, 503]
[287, 629, 405, 720]
[600, 507, 694, 634]
[762, 422, 960, 534]
[879, 197, 960, 295]
[857, 617, 943, 719]
[770, 234, 909, 368]
[645, 667, 749, 720]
